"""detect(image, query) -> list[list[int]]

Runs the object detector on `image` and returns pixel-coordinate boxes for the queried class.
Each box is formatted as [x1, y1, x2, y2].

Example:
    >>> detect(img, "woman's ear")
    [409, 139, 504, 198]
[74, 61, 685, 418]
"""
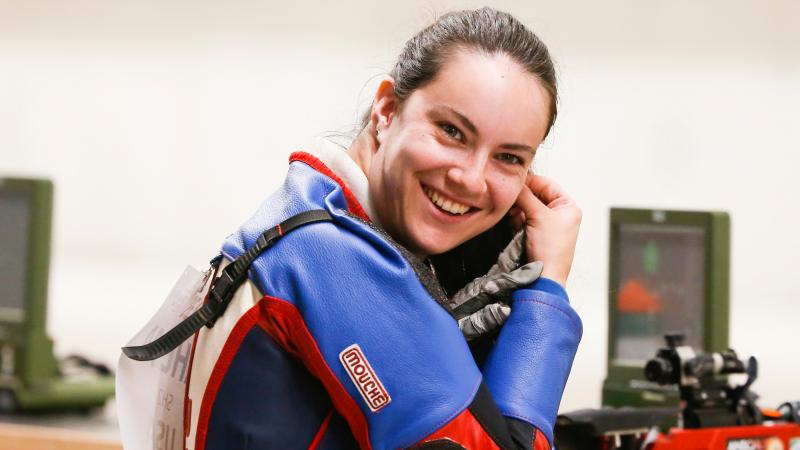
[370, 78, 398, 145]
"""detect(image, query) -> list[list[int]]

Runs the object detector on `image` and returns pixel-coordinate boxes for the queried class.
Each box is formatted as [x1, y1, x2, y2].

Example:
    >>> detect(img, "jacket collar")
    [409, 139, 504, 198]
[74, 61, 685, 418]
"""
[302, 138, 379, 226]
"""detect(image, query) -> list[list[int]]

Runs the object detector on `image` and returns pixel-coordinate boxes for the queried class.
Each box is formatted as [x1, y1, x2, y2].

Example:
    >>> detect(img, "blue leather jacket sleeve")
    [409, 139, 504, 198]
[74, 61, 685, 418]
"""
[482, 277, 583, 446]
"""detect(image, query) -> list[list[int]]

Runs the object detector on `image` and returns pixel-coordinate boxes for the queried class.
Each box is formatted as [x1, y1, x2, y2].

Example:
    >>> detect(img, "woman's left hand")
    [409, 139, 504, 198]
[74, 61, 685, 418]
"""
[508, 173, 581, 287]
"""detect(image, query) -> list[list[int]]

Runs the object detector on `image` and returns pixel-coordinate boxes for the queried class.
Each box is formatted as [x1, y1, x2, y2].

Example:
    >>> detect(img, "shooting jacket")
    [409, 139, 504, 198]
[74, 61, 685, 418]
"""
[183, 144, 583, 450]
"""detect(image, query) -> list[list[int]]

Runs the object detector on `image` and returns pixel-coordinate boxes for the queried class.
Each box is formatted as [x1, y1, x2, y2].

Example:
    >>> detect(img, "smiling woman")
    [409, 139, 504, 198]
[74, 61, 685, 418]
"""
[119, 7, 583, 450]
[350, 50, 551, 259]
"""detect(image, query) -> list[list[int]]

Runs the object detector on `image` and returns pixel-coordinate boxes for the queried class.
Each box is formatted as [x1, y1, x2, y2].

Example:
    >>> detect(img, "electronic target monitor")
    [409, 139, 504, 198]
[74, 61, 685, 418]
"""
[602, 208, 730, 407]
[0, 182, 33, 324]
[0, 177, 114, 412]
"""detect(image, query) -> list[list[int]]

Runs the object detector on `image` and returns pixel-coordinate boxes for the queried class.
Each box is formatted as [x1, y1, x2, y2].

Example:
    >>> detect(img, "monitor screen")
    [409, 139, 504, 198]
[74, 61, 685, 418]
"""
[0, 191, 30, 321]
[613, 223, 706, 363]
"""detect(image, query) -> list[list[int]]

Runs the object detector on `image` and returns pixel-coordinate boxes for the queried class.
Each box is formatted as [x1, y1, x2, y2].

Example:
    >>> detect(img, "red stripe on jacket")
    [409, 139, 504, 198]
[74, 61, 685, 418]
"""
[256, 296, 371, 449]
[307, 409, 334, 450]
[419, 409, 501, 449]
[194, 306, 262, 450]
[289, 151, 371, 223]
[192, 296, 372, 450]
[534, 428, 551, 450]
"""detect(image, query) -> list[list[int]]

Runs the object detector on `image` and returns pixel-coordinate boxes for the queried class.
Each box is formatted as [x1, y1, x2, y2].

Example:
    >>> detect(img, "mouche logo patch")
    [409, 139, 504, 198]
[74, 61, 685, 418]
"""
[339, 344, 391, 412]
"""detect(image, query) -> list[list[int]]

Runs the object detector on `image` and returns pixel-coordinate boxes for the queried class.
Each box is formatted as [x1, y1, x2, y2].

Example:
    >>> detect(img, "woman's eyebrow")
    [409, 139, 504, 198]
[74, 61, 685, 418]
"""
[500, 143, 536, 154]
[432, 105, 479, 136]
[430, 105, 535, 153]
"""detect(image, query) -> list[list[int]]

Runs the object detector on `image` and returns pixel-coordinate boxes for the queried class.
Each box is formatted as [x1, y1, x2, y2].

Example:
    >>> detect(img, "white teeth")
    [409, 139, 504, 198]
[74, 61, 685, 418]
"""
[423, 186, 470, 215]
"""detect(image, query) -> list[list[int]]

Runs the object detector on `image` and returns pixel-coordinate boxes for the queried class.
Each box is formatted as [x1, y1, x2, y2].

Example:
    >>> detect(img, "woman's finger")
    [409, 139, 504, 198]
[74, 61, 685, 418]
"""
[525, 173, 572, 207]
[515, 182, 548, 219]
[508, 210, 525, 232]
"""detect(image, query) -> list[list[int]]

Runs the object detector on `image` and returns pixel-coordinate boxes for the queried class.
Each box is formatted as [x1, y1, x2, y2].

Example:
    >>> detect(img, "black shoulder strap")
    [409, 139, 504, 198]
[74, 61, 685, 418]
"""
[122, 209, 333, 361]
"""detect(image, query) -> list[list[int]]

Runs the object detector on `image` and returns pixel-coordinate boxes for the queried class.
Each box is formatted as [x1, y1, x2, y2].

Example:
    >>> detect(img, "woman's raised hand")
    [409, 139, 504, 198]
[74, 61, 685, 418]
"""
[509, 173, 581, 287]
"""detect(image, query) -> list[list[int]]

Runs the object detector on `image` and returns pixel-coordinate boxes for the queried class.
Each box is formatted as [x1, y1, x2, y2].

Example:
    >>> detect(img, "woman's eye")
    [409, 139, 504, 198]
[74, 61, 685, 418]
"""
[497, 153, 524, 165]
[439, 123, 463, 141]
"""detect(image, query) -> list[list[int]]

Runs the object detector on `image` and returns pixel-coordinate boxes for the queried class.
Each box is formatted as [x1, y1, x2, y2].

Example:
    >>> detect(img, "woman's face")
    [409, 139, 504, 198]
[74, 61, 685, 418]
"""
[368, 49, 551, 258]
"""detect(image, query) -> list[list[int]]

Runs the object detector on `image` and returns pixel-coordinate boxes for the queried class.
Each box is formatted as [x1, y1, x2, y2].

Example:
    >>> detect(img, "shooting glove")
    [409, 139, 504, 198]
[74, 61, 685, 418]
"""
[447, 231, 544, 340]
[457, 303, 512, 340]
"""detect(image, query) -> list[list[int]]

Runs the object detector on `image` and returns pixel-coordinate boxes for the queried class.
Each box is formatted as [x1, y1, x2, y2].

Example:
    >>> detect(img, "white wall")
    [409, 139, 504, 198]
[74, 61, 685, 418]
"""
[1, 0, 798, 413]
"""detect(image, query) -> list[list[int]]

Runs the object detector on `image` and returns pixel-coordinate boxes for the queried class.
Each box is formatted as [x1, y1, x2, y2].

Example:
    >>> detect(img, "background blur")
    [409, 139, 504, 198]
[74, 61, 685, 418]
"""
[1, 0, 798, 425]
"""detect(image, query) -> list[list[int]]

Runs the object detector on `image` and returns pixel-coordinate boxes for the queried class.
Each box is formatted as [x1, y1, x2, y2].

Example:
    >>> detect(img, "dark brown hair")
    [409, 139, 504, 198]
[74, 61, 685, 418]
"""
[366, 6, 558, 137]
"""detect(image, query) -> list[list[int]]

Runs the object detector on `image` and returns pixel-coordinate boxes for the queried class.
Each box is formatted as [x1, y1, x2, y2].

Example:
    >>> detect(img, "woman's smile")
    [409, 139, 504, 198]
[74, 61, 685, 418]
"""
[421, 183, 478, 216]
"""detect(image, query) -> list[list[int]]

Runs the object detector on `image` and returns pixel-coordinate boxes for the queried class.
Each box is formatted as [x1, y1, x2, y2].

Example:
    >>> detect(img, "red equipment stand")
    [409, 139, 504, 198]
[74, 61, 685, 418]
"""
[649, 423, 800, 450]
[555, 335, 800, 450]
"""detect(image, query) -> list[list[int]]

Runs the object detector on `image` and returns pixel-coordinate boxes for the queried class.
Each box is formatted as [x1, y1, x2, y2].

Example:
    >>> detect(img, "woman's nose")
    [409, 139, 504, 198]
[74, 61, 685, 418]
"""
[446, 154, 488, 196]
